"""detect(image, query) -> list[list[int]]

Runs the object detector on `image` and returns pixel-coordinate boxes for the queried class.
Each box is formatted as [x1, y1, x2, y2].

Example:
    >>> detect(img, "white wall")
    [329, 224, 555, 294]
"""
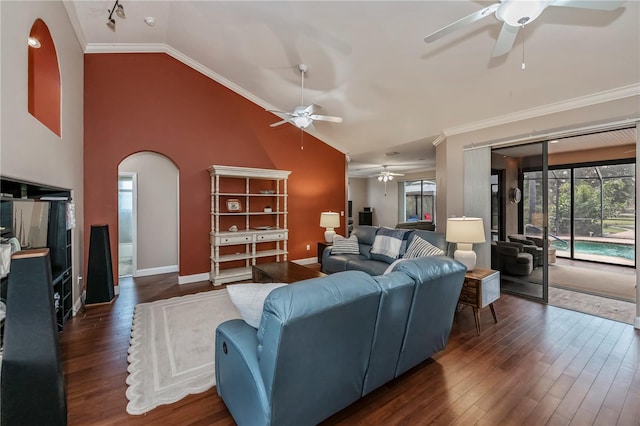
[119, 152, 179, 275]
[439, 96, 640, 264]
[349, 170, 438, 229]
[0, 1, 84, 304]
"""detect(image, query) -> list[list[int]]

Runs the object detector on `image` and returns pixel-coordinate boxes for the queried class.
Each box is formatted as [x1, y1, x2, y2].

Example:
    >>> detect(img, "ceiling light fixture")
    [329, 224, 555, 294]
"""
[106, 0, 125, 32]
[27, 37, 41, 48]
[144, 17, 156, 26]
[495, 0, 548, 27]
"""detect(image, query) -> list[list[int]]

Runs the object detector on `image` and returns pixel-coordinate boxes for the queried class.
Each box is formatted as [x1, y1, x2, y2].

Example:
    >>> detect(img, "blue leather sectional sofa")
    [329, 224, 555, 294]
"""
[322, 225, 455, 275]
[215, 256, 466, 425]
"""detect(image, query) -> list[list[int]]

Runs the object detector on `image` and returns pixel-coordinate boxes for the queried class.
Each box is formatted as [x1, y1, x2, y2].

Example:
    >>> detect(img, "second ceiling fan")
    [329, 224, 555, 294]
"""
[424, 0, 625, 58]
[269, 64, 343, 130]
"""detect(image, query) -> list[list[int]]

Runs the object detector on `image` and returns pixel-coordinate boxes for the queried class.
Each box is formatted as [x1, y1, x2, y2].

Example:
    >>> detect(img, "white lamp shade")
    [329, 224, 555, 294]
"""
[320, 212, 340, 243]
[446, 217, 485, 271]
[445, 217, 486, 244]
[320, 212, 340, 228]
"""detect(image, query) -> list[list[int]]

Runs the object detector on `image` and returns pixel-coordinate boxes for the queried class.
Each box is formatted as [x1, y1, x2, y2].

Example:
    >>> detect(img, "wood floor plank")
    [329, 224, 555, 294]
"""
[58, 272, 640, 426]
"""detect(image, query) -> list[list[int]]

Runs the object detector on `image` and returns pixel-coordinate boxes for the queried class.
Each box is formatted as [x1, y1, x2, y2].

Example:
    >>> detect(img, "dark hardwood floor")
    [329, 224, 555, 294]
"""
[60, 271, 640, 425]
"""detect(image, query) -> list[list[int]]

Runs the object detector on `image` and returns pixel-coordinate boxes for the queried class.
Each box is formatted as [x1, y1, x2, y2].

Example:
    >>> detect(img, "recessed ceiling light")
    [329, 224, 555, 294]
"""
[144, 16, 156, 26]
[550, 140, 559, 144]
[27, 37, 41, 48]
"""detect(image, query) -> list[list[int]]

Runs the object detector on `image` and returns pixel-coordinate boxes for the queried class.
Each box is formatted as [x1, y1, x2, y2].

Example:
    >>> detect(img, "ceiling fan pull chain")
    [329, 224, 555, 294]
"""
[300, 129, 304, 150]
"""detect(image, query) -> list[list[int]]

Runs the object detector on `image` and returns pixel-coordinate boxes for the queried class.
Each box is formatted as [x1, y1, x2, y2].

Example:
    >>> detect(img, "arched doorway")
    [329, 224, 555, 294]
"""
[118, 152, 179, 277]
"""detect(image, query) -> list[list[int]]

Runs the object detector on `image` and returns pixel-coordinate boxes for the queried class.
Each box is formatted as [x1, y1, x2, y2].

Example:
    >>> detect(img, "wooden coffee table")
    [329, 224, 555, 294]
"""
[252, 261, 326, 283]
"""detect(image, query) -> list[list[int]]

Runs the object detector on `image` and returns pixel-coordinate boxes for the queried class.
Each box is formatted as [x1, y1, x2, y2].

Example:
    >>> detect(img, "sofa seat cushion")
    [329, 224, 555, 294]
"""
[323, 253, 366, 274]
[346, 258, 389, 276]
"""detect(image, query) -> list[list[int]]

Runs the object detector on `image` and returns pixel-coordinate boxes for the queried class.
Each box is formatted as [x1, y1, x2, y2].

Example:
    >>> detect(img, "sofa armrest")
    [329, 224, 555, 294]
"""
[215, 319, 270, 426]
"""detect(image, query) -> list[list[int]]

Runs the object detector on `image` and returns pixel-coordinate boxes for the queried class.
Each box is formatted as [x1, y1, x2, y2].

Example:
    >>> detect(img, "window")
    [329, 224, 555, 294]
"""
[524, 161, 635, 266]
[402, 180, 436, 223]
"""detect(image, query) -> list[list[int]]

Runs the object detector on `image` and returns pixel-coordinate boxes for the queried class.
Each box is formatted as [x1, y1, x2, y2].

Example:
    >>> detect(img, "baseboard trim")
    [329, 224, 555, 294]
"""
[634, 316, 640, 330]
[178, 273, 210, 285]
[293, 257, 318, 265]
[73, 296, 82, 316]
[135, 265, 179, 277]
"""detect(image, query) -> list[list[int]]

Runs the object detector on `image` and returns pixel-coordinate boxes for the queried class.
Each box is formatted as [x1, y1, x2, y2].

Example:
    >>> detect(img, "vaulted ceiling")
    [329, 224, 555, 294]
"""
[65, 1, 640, 176]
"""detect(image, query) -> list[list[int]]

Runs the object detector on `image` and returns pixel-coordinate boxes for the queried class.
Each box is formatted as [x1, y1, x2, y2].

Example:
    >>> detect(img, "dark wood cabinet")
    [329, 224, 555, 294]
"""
[0, 177, 73, 330]
[358, 211, 372, 226]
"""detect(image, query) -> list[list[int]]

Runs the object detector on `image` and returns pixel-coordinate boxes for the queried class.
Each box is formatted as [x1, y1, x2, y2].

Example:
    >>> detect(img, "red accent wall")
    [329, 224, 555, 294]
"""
[28, 19, 61, 137]
[84, 53, 346, 284]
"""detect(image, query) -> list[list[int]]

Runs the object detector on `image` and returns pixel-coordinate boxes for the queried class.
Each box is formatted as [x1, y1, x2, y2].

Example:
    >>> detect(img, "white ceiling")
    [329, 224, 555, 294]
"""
[65, 1, 640, 177]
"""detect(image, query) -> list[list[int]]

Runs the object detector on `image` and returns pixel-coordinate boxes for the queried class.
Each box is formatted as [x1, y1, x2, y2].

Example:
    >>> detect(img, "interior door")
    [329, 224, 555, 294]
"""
[491, 141, 549, 302]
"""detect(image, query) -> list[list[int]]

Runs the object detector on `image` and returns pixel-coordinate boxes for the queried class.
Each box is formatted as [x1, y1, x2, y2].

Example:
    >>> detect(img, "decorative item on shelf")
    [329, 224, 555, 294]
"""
[320, 211, 340, 243]
[229, 225, 238, 232]
[264, 205, 272, 213]
[446, 216, 486, 271]
[259, 190, 275, 194]
[226, 199, 242, 212]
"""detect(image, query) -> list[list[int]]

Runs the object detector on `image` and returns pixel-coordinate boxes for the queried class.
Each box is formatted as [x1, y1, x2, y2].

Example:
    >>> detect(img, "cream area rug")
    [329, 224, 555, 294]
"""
[126, 289, 241, 415]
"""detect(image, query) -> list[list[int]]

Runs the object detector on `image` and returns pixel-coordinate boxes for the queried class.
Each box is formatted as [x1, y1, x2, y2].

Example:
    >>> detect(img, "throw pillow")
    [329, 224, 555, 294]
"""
[226, 283, 287, 328]
[383, 258, 408, 275]
[370, 227, 410, 263]
[331, 234, 360, 254]
[404, 236, 444, 258]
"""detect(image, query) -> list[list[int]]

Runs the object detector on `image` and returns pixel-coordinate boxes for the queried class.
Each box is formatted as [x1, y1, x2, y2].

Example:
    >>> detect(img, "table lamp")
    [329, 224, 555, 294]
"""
[446, 217, 486, 271]
[320, 212, 340, 243]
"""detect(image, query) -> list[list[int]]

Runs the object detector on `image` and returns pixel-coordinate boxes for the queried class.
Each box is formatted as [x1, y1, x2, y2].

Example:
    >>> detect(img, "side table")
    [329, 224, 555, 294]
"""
[317, 242, 332, 265]
[458, 268, 500, 335]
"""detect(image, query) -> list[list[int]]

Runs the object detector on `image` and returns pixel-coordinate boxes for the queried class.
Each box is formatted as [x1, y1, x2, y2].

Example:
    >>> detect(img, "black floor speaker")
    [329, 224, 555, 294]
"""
[1, 249, 67, 425]
[86, 224, 115, 304]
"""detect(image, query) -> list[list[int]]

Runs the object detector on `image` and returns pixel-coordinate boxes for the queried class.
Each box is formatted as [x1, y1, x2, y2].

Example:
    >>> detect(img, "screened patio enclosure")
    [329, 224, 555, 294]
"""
[523, 162, 635, 267]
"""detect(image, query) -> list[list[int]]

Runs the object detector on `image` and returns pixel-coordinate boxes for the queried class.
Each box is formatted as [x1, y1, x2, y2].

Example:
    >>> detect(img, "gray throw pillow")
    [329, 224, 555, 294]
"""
[403, 236, 444, 258]
[331, 235, 360, 254]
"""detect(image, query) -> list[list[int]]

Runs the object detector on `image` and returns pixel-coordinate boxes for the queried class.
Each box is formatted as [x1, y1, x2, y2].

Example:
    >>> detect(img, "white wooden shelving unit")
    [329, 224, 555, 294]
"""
[209, 165, 291, 285]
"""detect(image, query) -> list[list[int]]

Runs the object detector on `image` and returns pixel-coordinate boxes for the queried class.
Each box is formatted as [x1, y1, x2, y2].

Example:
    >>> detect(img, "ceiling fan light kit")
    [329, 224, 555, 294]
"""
[268, 64, 343, 131]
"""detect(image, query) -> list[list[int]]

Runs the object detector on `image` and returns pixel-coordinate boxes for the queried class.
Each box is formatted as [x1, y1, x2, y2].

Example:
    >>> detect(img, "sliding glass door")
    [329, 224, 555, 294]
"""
[491, 141, 549, 302]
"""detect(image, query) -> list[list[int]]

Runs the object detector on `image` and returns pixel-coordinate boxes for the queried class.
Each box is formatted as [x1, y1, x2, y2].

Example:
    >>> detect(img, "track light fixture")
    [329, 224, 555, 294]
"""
[106, 0, 125, 32]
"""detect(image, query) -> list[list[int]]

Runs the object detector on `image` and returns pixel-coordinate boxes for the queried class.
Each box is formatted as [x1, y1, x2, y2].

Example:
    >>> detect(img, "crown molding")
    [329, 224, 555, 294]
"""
[63, 1, 87, 50]
[83, 42, 349, 154]
[443, 84, 640, 137]
[431, 133, 446, 147]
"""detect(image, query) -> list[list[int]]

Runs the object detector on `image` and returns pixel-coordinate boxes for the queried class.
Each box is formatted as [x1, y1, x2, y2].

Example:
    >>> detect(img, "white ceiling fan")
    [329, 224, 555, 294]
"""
[378, 166, 404, 196]
[268, 64, 343, 130]
[424, 0, 626, 58]
[377, 165, 404, 182]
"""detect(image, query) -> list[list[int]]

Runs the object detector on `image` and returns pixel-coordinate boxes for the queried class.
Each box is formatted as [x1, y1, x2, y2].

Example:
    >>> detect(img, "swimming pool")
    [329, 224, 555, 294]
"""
[552, 240, 635, 261]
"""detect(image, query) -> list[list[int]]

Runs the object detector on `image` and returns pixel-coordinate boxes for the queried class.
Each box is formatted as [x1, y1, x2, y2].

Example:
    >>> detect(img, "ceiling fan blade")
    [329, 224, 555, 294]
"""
[267, 109, 293, 116]
[309, 114, 343, 123]
[270, 119, 290, 127]
[549, 0, 625, 10]
[424, 3, 499, 43]
[491, 22, 520, 57]
[303, 104, 316, 115]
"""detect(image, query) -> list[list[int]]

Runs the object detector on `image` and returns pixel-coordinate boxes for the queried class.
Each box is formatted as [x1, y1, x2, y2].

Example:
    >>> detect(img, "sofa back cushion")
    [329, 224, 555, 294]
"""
[256, 271, 381, 425]
[363, 272, 415, 395]
[392, 256, 466, 376]
[352, 225, 378, 259]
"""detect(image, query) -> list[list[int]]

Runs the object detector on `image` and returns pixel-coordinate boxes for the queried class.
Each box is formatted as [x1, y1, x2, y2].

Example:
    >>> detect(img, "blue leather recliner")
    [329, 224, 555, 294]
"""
[215, 256, 466, 426]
